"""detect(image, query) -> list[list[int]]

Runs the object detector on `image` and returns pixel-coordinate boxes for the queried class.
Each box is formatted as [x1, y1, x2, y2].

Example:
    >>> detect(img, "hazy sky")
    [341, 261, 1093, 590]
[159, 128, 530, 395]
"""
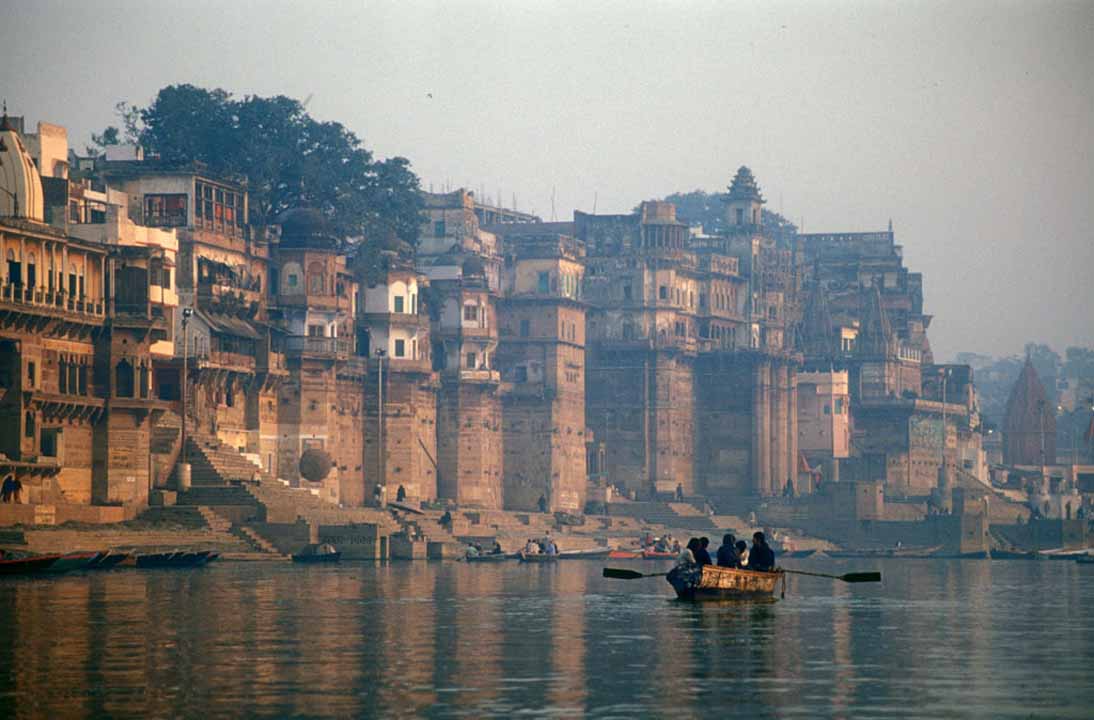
[4, 0, 1093, 360]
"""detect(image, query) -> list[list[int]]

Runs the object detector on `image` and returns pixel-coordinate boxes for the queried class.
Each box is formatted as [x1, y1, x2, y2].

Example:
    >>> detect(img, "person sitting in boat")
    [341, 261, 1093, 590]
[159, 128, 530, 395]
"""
[466, 544, 481, 559]
[524, 538, 541, 554]
[749, 532, 776, 572]
[736, 540, 749, 567]
[654, 535, 670, 553]
[671, 538, 681, 553]
[543, 539, 558, 555]
[716, 533, 739, 568]
[695, 537, 713, 566]
[677, 538, 700, 568]
[491, 541, 504, 555]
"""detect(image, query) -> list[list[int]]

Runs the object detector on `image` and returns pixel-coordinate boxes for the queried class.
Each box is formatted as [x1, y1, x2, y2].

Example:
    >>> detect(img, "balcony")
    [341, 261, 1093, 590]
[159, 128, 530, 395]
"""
[284, 336, 351, 360]
[0, 283, 106, 323]
[197, 349, 257, 373]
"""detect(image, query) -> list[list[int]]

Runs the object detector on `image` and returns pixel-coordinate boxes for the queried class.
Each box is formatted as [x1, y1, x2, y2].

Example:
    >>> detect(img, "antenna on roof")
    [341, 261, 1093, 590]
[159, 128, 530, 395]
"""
[593, 191, 598, 214]
[551, 186, 556, 222]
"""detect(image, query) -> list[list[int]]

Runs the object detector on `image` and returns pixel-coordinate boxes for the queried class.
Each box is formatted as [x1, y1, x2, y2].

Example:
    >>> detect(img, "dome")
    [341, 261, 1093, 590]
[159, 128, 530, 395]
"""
[0, 113, 45, 222]
[278, 208, 338, 250]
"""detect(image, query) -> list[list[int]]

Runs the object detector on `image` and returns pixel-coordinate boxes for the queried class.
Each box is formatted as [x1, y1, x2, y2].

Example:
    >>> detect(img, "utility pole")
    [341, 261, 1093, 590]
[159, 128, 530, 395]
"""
[179, 307, 193, 490]
[376, 347, 386, 504]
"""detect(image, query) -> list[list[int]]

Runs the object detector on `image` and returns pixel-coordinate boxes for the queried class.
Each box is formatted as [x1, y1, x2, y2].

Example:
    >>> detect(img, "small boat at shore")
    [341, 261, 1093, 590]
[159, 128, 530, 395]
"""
[558, 548, 611, 560]
[828, 545, 942, 559]
[667, 564, 784, 601]
[518, 551, 559, 563]
[1076, 555, 1094, 565]
[0, 554, 61, 576]
[85, 551, 130, 570]
[46, 551, 103, 573]
[990, 550, 1042, 560]
[292, 544, 341, 563]
[783, 549, 817, 559]
[129, 550, 218, 568]
[466, 552, 517, 563]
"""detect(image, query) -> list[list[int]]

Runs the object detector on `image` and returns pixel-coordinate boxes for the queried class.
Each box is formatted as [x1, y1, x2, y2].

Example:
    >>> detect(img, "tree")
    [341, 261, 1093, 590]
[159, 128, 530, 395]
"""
[127, 85, 423, 246]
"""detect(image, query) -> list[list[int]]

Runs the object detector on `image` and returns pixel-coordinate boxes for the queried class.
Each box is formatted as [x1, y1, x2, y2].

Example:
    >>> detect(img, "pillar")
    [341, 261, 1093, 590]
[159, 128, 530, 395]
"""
[773, 363, 789, 496]
[753, 361, 771, 495]
[788, 366, 799, 492]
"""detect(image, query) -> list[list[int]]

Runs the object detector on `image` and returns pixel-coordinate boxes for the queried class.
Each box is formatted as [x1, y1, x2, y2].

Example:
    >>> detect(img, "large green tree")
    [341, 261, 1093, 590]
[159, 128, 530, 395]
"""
[117, 84, 423, 246]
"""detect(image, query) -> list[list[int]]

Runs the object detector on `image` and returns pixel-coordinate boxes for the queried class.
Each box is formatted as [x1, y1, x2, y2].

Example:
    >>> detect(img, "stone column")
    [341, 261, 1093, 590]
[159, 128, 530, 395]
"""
[754, 361, 772, 495]
[751, 361, 763, 495]
[788, 366, 799, 492]
[773, 363, 789, 496]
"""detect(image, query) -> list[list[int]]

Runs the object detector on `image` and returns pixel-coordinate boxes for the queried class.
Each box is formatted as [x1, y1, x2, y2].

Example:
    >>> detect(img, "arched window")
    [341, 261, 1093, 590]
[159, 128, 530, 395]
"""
[307, 262, 325, 295]
[115, 359, 135, 398]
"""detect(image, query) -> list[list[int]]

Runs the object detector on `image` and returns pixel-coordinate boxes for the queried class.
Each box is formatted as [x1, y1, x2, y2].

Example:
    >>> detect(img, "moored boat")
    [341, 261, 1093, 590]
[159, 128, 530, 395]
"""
[642, 549, 676, 559]
[466, 552, 517, 562]
[0, 554, 61, 576]
[607, 550, 642, 560]
[558, 548, 611, 560]
[46, 551, 103, 573]
[1074, 554, 1094, 565]
[292, 543, 341, 563]
[85, 551, 130, 570]
[518, 551, 559, 563]
[667, 563, 783, 601]
[784, 549, 817, 559]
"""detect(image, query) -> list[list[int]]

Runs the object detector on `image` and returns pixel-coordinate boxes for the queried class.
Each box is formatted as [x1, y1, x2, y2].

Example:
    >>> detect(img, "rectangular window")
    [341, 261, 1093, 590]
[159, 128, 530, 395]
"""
[659, 286, 667, 300]
[735, 208, 744, 226]
[538, 272, 550, 294]
[623, 285, 632, 301]
[514, 366, 528, 383]
[520, 319, 530, 337]
[466, 352, 476, 369]
[835, 398, 845, 414]
[308, 324, 325, 337]
[40, 428, 59, 457]
[434, 220, 446, 237]
[144, 194, 188, 227]
[287, 274, 298, 288]
[394, 296, 404, 313]
[394, 339, 405, 358]
[463, 305, 478, 322]
[27, 362, 35, 388]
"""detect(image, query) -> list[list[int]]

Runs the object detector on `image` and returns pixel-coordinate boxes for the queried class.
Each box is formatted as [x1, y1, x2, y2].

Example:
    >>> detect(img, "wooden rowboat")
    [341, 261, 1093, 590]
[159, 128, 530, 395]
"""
[0, 554, 61, 576]
[667, 563, 783, 601]
[46, 551, 103, 573]
[466, 552, 517, 563]
[558, 548, 611, 560]
[607, 550, 642, 560]
[518, 551, 559, 563]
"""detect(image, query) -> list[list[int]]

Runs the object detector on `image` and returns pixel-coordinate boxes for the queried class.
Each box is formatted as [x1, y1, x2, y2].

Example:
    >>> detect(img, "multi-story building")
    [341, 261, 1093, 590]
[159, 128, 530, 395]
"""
[495, 228, 588, 512]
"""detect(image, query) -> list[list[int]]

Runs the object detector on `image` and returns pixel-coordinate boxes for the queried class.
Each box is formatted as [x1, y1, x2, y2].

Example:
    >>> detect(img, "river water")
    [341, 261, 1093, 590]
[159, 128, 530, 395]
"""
[0, 557, 1091, 719]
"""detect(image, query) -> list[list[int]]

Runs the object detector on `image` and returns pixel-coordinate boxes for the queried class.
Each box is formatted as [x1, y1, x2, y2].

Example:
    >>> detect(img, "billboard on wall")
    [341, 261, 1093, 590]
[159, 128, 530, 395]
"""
[909, 415, 943, 452]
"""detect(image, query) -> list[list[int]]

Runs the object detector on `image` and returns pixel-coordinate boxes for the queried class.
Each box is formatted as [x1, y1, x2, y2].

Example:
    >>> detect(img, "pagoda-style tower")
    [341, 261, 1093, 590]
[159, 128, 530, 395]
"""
[1003, 358, 1056, 466]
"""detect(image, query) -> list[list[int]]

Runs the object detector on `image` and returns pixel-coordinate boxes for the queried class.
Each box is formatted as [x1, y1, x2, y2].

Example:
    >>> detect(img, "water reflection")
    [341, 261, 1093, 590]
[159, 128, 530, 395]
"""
[0, 559, 1092, 718]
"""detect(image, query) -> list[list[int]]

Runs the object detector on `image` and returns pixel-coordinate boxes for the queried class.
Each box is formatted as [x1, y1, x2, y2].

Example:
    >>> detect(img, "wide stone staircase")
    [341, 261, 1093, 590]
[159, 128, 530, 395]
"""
[605, 500, 721, 532]
[184, 433, 272, 486]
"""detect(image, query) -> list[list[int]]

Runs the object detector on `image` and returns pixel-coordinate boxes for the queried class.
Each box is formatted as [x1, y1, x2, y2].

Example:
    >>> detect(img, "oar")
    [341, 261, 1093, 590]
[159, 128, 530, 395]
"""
[781, 569, 881, 583]
[603, 567, 668, 580]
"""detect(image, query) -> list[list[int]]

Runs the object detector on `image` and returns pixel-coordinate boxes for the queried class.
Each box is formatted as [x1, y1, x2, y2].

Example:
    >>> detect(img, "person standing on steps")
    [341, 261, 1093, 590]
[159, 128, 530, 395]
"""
[538, 494, 547, 513]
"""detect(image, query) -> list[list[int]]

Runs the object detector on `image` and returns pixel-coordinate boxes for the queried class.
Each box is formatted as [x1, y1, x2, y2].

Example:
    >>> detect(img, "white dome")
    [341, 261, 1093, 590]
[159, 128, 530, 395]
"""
[0, 115, 45, 222]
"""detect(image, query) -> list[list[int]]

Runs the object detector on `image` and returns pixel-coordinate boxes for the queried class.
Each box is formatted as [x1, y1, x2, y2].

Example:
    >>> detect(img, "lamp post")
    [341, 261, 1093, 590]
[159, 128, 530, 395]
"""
[376, 347, 386, 504]
[178, 307, 193, 491]
[939, 367, 951, 489]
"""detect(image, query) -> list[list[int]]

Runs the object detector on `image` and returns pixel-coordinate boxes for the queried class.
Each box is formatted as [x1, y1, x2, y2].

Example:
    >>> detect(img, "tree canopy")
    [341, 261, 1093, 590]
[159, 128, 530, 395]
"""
[100, 85, 423, 246]
[654, 188, 798, 240]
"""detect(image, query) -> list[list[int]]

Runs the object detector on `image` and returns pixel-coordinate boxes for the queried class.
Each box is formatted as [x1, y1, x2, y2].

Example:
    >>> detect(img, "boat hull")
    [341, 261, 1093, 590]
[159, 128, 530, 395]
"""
[292, 552, 341, 563]
[466, 553, 516, 563]
[518, 552, 558, 563]
[0, 554, 61, 576]
[558, 548, 611, 560]
[667, 564, 783, 601]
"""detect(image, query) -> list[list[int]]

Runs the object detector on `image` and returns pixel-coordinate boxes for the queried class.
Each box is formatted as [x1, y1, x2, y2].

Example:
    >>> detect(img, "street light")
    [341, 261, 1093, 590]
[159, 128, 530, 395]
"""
[179, 307, 193, 490]
[375, 347, 386, 503]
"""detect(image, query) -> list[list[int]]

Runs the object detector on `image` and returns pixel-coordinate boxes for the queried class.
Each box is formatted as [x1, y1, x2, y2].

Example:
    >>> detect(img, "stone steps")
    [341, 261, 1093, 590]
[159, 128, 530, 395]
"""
[197, 506, 233, 533]
[232, 525, 289, 559]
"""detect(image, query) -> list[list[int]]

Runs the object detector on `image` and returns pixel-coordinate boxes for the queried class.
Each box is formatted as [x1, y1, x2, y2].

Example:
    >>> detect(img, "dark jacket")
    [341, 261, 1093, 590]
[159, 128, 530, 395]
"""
[694, 547, 713, 566]
[749, 543, 776, 572]
[715, 544, 739, 568]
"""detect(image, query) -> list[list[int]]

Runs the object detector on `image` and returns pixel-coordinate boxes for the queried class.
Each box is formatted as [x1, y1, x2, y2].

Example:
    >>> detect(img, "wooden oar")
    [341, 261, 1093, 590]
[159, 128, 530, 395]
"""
[603, 567, 668, 580]
[781, 569, 881, 583]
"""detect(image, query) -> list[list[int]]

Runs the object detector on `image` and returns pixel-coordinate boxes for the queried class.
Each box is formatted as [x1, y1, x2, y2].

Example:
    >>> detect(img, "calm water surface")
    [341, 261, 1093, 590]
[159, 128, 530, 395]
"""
[0, 558, 1091, 719]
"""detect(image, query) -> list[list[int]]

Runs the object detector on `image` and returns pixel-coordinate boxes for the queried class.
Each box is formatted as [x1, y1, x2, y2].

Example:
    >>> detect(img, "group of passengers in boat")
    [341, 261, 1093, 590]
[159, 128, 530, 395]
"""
[640, 533, 681, 554]
[675, 532, 777, 573]
[522, 536, 559, 555]
[465, 540, 505, 558]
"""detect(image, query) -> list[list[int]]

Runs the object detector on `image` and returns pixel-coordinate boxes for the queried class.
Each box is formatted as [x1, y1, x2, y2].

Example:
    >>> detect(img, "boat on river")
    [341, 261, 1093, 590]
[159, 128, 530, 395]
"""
[46, 551, 103, 573]
[667, 563, 784, 601]
[558, 548, 611, 560]
[783, 549, 817, 559]
[466, 552, 517, 563]
[292, 544, 341, 563]
[828, 545, 941, 559]
[1075, 554, 1094, 565]
[0, 553, 61, 576]
[518, 551, 559, 563]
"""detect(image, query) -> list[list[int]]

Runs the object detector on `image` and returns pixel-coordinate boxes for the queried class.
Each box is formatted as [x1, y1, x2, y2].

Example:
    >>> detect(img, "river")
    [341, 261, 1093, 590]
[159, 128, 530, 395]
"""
[0, 557, 1091, 719]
